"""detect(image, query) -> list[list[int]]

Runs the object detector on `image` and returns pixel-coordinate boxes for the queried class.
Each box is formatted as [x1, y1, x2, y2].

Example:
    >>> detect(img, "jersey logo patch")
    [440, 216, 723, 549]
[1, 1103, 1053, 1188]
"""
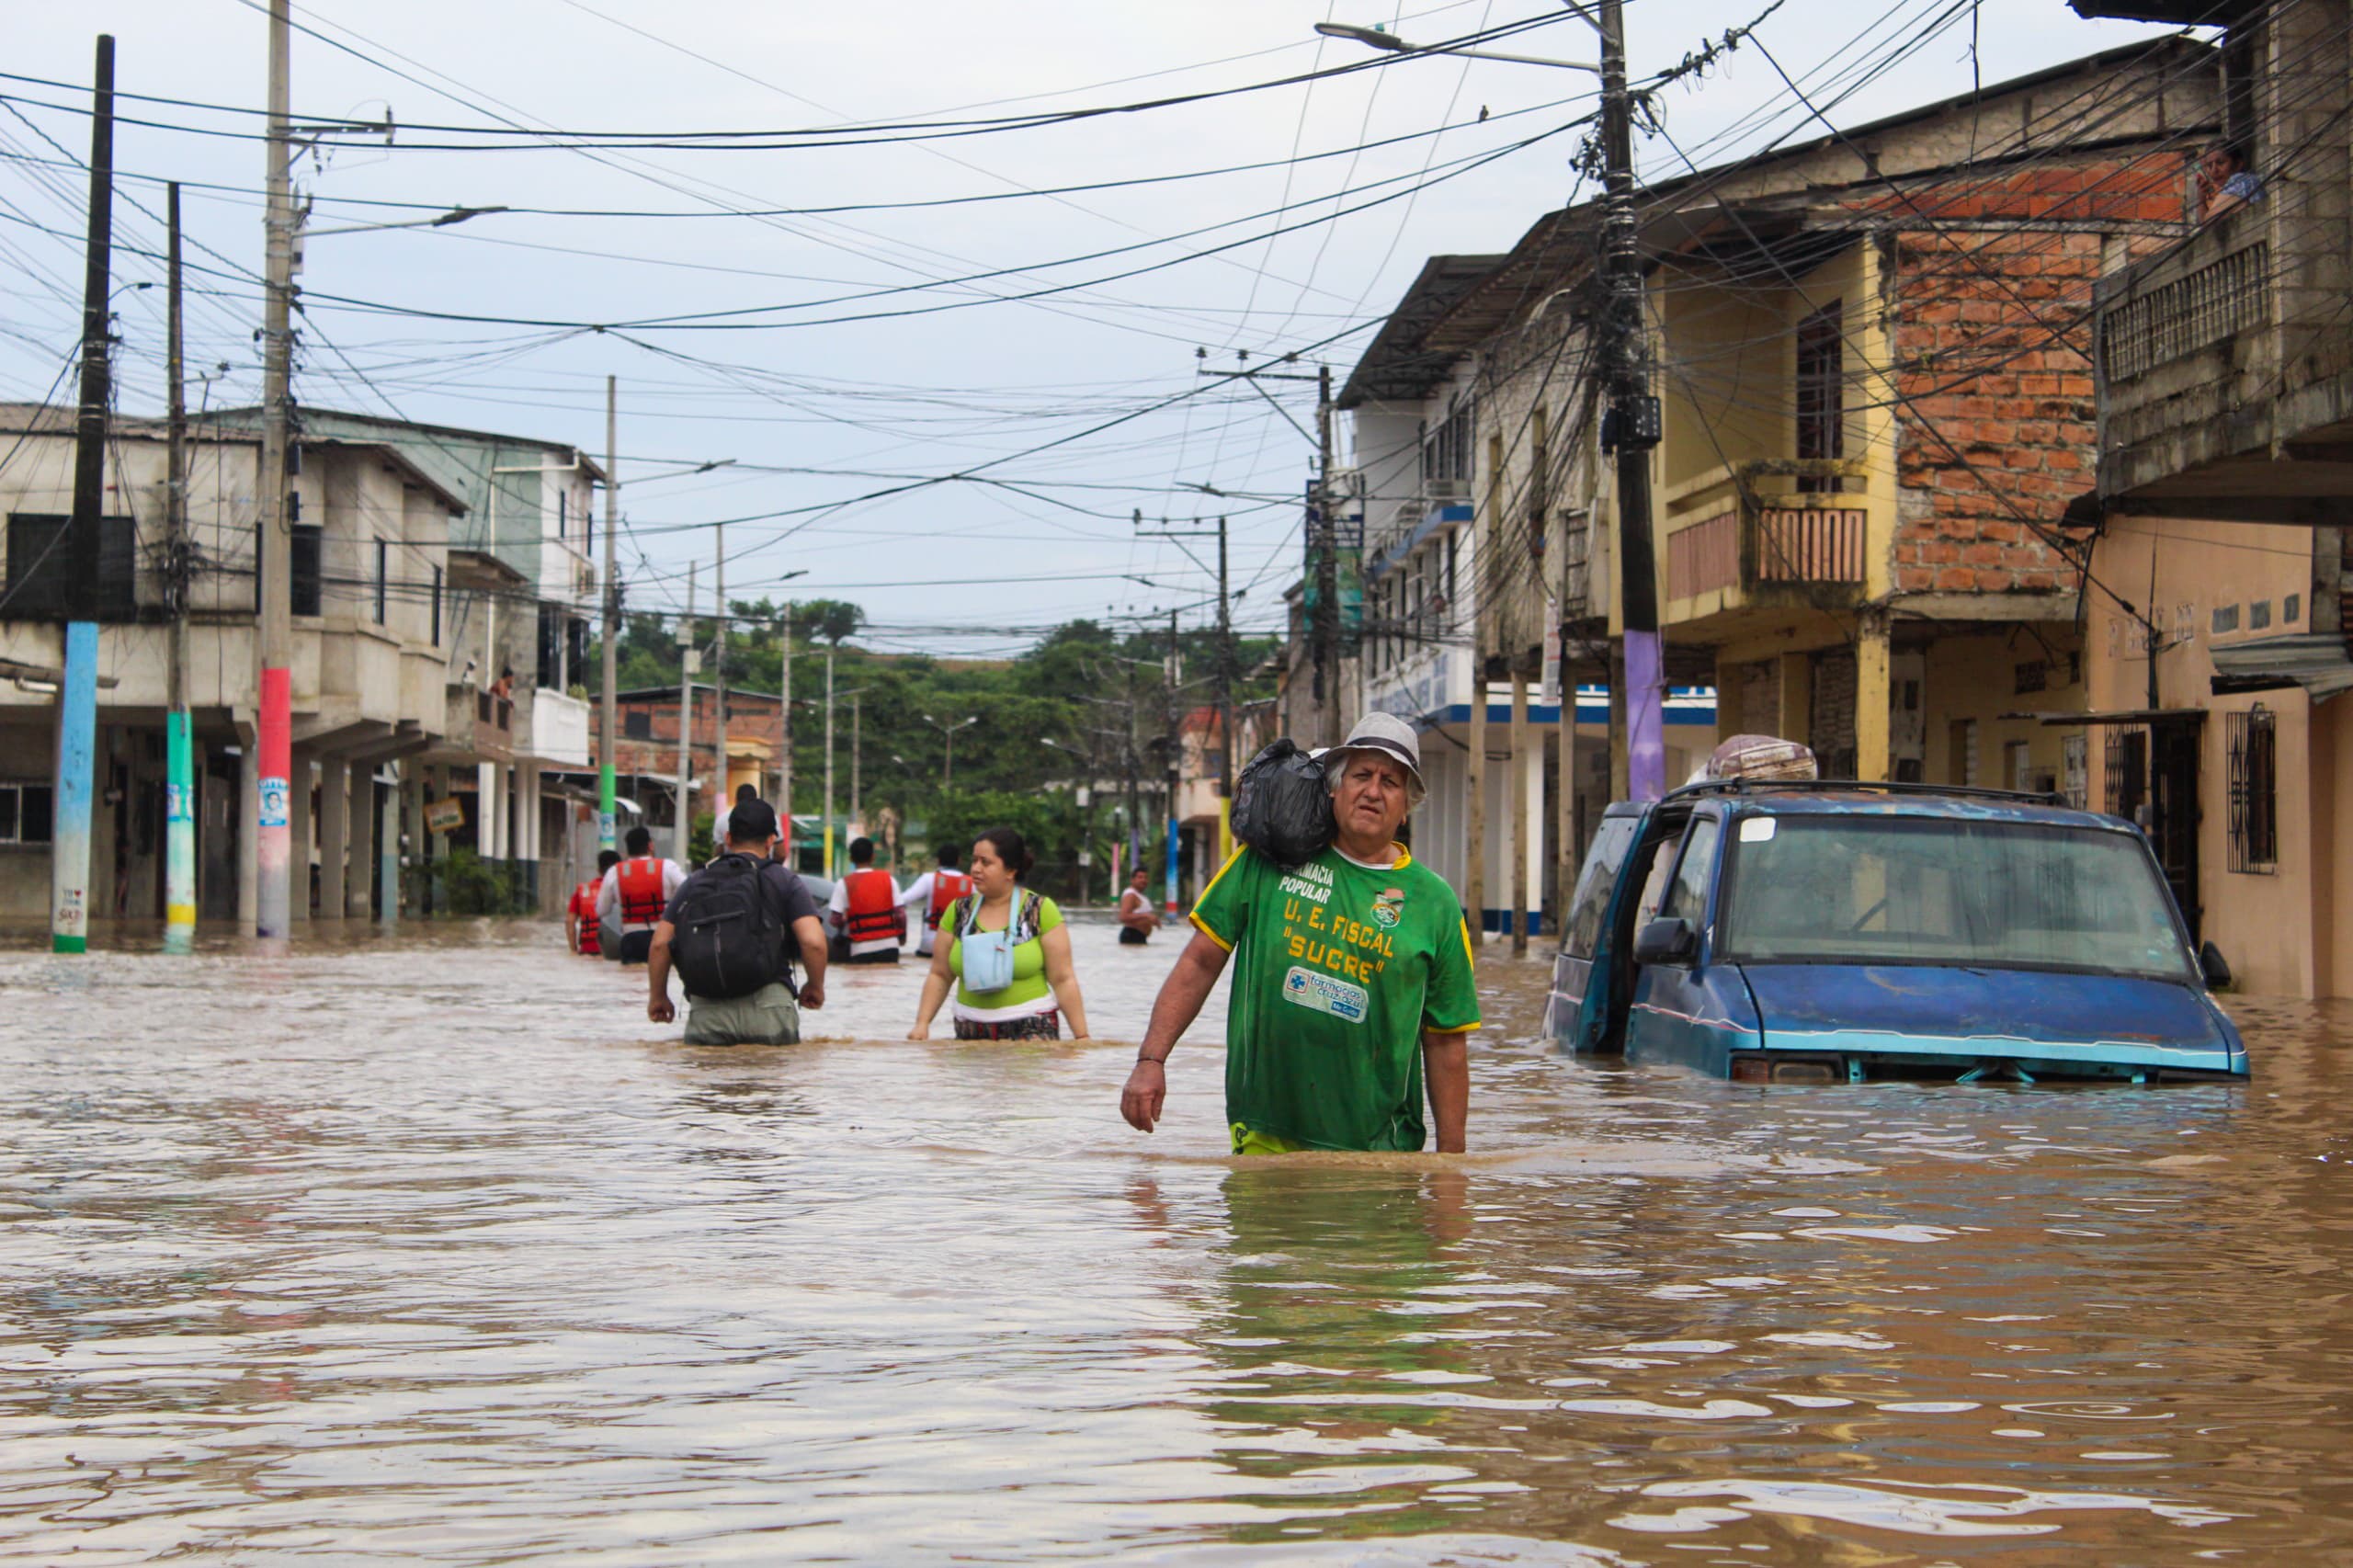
[1282, 964, 1369, 1023]
[1370, 887, 1404, 928]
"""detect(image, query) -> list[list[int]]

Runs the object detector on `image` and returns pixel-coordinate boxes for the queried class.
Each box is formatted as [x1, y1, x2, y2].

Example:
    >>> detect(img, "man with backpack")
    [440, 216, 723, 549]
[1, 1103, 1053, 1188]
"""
[645, 798, 828, 1046]
[896, 844, 972, 959]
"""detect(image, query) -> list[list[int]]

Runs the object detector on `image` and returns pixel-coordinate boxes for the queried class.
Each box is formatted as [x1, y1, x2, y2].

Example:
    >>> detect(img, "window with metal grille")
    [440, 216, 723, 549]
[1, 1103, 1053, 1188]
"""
[373, 539, 389, 625]
[430, 565, 443, 645]
[6, 514, 137, 620]
[566, 616, 590, 688]
[537, 602, 562, 689]
[2227, 707, 2277, 873]
[1795, 301, 1844, 493]
[623, 710, 652, 740]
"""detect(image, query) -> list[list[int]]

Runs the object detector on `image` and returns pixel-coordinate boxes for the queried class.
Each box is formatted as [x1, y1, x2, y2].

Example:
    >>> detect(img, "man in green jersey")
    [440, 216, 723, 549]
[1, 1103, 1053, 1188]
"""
[1121, 712, 1480, 1153]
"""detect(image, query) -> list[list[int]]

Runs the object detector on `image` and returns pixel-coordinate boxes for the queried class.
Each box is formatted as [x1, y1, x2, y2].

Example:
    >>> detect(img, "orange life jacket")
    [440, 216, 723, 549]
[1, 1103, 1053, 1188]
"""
[926, 869, 972, 928]
[843, 867, 905, 944]
[573, 882, 603, 954]
[617, 857, 667, 926]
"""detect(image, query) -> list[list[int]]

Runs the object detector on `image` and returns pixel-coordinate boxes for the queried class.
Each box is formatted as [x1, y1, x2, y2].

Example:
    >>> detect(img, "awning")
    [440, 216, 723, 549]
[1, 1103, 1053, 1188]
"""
[2033, 709, 2206, 727]
[2210, 633, 2353, 703]
[1366, 503, 1472, 585]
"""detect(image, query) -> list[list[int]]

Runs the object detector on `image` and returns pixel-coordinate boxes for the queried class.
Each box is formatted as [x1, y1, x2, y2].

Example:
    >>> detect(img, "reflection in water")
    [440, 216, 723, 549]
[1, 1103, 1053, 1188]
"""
[1, 917, 2350, 1562]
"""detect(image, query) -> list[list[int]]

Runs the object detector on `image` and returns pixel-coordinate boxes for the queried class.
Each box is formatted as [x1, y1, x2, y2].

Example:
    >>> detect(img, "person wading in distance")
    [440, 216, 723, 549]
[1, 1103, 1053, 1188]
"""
[569, 849, 620, 956]
[898, 843, 972, 960]
[1117, 868, 1158, 945]
[828, 836, 905, 964]
[598, 824, 686, 966]
[1120, 712, 1480, 1154]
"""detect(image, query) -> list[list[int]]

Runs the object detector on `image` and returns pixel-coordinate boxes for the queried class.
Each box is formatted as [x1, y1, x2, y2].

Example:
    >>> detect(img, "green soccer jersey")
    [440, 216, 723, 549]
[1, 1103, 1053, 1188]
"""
[1190, 843, 1482, 1152]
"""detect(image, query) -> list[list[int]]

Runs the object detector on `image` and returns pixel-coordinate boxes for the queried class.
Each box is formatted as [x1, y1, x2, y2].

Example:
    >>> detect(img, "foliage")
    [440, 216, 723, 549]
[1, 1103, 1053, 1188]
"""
[688, 810, 716, 868]
[591, 598, 1283, 900]
[405, 846, 529, 916]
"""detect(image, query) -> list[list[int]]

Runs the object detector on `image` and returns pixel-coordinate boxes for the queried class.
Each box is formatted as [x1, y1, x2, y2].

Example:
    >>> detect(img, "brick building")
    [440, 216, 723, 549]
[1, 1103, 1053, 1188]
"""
[1374, 36, 2213, 808]
[596, 683, 787, 855]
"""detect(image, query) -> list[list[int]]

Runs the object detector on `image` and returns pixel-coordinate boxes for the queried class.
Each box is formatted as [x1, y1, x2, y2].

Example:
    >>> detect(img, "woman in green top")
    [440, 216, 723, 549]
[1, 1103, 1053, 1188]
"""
[908, 827, 1092, 1041]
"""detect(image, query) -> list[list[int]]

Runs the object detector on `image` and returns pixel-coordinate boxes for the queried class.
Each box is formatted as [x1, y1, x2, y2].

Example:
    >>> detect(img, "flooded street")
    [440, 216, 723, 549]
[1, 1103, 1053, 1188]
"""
[5, 917, 2352, 1564]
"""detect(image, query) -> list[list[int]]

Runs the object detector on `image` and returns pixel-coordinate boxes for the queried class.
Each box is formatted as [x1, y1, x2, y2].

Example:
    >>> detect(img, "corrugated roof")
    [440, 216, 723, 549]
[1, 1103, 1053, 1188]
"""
[2211, 633, 2353, 703]
[1334, 254, 1507, 410]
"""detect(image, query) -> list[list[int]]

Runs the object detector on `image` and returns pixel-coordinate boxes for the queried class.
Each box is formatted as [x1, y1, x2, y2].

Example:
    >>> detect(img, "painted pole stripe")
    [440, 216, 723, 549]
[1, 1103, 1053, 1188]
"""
[164, 708, 196, 945]
[51, 620, 98, 955]
[256, 664, 291, 938]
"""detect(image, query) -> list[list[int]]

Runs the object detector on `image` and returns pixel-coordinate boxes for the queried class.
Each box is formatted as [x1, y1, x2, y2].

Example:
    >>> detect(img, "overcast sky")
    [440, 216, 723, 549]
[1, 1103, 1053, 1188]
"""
[3, 1, 2179, 655]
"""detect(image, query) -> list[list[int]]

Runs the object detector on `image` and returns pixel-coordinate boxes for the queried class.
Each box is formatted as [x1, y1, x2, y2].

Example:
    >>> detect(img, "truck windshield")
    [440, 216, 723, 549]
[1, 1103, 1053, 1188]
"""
[1720, 815, 2195, 983]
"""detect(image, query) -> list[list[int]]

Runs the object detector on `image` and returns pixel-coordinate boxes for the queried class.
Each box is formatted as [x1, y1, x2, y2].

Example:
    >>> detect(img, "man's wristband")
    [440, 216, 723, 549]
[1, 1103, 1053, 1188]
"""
[1135, 1049, 1168, 1066]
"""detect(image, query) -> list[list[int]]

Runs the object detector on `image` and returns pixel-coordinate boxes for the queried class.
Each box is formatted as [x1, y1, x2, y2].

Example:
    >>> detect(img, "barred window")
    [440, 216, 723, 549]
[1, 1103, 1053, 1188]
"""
[2227, 707, 2277, 873]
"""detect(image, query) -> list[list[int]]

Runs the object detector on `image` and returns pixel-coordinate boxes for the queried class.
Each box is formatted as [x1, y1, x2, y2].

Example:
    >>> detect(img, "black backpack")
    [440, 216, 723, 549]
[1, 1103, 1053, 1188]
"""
[669, 854, 788, 1000]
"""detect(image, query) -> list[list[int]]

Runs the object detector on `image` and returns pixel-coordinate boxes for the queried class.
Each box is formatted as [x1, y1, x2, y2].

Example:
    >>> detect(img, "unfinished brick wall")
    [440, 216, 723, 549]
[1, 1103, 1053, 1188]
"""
[1882, 157, 2189, 596]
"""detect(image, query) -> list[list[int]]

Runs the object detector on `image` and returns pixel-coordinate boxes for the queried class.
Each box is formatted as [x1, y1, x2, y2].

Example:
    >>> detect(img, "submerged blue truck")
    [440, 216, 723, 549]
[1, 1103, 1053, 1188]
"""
[1541, 781, 2249, 1085]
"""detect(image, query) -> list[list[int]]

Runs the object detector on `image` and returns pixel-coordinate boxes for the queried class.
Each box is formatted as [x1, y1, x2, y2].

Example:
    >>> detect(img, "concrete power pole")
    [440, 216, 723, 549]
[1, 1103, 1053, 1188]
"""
[778, 603, 792, 862]
[849, 694, 861, 841]
[165, 178, 195, 950]
[713, 521, 727, 804]
[53, 32, 115, 956]
[675, 562, 695, 863]
[1599, 0, 1665, 801]
[1314, 364, 1341, 748]
[823, 645, 835, 878]
[1164, 608, 1181, 915]
[255, 0, 296, 938]
[599, 375, 618, 855]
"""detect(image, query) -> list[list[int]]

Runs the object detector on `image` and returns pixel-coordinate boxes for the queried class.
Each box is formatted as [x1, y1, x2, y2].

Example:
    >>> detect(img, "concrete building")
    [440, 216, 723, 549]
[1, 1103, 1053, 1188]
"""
[0, 404, 464, 927]
[2078, 0, 2353, 994]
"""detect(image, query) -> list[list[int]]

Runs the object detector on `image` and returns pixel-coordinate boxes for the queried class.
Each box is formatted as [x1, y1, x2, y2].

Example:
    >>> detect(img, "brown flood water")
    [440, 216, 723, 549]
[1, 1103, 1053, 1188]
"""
[4, 916, 2352, 1564]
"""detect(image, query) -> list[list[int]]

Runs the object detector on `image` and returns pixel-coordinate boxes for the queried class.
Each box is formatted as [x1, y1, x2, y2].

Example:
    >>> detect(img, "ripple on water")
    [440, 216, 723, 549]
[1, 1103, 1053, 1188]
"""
[0, 923, 2347, 1562]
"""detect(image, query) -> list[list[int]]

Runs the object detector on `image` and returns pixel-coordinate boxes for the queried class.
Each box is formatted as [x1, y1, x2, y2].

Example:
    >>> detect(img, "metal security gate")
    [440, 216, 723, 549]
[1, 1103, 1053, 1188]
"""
[2102, 715, 2204, 939]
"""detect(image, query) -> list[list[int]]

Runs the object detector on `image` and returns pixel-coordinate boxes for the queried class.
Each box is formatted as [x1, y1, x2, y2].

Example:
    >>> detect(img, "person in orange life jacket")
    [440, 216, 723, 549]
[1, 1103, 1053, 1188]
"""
[1117, 868, 1157, 945]
[597, 824, 686, 965]
[826, 835, 905, 964]
[568, 849, 620, 955]
[897, 844, 972, 959]
[647, 798, 828, 1046]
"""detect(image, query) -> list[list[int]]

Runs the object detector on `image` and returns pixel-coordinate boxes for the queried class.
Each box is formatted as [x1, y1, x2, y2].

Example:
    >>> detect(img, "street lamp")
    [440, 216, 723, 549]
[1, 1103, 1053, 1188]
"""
[921, 712, 980, 786]
[1313, 18, 1599, 73]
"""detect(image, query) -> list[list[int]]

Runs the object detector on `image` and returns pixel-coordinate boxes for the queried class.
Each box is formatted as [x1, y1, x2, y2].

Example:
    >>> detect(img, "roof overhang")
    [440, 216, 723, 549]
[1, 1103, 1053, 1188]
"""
[1336, 253, 1507, 409]
[2210, 634, 2353, 703]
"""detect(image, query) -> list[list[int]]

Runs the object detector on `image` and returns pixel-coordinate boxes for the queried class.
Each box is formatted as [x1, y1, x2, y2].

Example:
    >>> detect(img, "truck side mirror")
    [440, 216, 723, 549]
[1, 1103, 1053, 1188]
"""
[2199, 940, 2233, 991]
[1633, 916, 1697, 966]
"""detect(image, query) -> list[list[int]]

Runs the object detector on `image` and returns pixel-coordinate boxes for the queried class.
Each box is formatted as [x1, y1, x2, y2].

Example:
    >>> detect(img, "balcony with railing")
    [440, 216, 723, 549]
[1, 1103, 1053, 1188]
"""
[1660, 460, 1871, 627]
[2095, 192, 2353, 516]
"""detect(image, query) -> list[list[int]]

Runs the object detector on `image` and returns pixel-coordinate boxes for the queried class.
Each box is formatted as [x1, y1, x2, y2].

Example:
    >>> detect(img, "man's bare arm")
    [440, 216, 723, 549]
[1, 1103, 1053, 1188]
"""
[1120, 931, 1231, 1132]
[1421, 1029, 1470, 1153]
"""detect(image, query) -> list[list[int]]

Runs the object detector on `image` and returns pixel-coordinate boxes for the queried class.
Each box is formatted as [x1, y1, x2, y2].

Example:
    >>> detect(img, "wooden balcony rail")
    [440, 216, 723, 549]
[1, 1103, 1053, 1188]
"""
[1667, 503, 1867, 602]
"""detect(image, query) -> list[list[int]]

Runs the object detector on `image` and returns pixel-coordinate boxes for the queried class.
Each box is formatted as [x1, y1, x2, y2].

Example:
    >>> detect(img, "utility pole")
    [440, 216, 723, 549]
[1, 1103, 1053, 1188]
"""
[849, 693, 861, 839]
[255, 0, 296, 938]
[713, 520, 727, 802]
[1599, 0, 1665, 801]
[675, 562, 695, 863]
[778, 603, 792, 862]
[1164, 608, 1181, 916]
[165, 181, 195, 951]
[1314, 363, 1341, 748]
[53, 33, 114, 956]
[598, 375, 618, 856]
[823, 645, 835, 878]
[1136, 511, 1235, 860]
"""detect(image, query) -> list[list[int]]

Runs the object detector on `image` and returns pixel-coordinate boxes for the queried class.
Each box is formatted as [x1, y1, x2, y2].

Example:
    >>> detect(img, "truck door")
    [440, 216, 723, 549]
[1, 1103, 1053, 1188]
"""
[1547, 807, 1644, 1050]
[1568, 803, 1687, 1054]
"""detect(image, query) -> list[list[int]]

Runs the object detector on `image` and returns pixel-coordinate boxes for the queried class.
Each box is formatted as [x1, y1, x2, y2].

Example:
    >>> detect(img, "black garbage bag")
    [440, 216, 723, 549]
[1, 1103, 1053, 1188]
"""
[1231, 738, 1335, 869]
